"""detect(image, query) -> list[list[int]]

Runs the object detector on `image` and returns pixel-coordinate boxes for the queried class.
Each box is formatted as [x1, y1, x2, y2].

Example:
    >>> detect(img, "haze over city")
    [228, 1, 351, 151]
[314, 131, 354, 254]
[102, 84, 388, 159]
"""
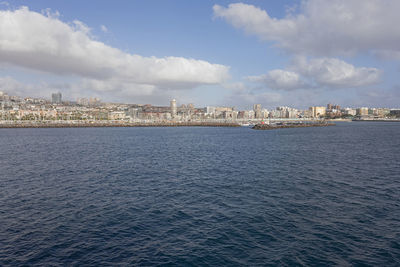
[1, 0, 399, 109]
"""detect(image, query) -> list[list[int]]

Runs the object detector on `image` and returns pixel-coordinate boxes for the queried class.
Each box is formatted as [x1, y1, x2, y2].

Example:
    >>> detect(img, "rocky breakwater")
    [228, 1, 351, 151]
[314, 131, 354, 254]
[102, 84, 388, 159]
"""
[252, 122, 335, 130]
[0, 121, 241, 128]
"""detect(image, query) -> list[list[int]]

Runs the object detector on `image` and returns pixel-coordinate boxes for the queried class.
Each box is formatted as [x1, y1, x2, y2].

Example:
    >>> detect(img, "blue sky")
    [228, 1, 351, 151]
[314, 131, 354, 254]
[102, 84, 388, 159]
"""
[0, 0, 399, 109]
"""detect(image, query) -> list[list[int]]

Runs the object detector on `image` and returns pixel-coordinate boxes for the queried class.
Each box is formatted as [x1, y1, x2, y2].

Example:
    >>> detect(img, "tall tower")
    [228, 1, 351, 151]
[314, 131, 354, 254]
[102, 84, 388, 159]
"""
[170, 99, 177, 118]
[52, 92, 62, 104]
[253, 104, 262, 119]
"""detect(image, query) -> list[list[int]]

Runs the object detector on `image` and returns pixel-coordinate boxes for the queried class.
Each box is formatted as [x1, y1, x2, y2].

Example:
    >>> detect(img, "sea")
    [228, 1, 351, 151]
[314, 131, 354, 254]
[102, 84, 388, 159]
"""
[0, 122, 399, 266]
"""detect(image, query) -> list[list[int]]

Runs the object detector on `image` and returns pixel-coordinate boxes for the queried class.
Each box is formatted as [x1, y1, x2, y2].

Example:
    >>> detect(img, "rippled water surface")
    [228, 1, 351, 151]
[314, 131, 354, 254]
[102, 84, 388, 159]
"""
[1, 122, 400, 266]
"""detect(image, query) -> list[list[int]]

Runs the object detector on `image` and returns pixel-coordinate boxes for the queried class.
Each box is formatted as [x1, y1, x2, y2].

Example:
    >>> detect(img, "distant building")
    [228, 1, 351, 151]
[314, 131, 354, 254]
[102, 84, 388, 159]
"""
[261, 109, 269, 119]
[356, 107, 369, 116]
[302, 109, 312, 118]
[89, 98, 101, 107]
[309, 106, 326, 118]
[333, 105, 341, 110]
[237, 110, 253, 119]
[275, 106, 298, 118]
[206, 106, 234, 118]
[377, 108, 390, 117]
[223, 110, 236, 119]
[206, 106, 216, 115]
[108, 111, 126, 120]
[343, 108, 356, 116]
[170, 99, 177, 118]
[390, 109, 400, 118]
[51, 92, 62, 104]
[253, 104, 262, 119]
[127, 107, 140, 119]
[77, 98, 88, 106]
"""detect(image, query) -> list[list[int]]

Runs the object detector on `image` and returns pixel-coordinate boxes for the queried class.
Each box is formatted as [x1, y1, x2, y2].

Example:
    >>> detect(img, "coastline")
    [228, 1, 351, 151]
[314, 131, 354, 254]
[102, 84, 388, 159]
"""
[3, 119, 399, 129]
[252, 122, 335, 130]
[352, 119, 400, 122]
[0, 121, 241, 128]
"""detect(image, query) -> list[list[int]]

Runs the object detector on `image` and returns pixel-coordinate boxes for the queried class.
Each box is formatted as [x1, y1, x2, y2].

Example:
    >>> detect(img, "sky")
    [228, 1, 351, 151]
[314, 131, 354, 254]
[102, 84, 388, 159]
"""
[0, 0, 399, 109]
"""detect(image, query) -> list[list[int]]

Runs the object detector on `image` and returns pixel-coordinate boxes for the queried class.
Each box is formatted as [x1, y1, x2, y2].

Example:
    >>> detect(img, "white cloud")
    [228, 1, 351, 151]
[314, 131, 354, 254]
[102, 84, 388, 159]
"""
[100, 25, 108, 33]
[213, 1, 400, 57]
[0, 7, 230, 97]
[79, 78, 155, 95]
[249, 57, 381, 90]
[293, 57, 381, 88]
[41, 8, 60, 19]
[248, 69, 305, 90]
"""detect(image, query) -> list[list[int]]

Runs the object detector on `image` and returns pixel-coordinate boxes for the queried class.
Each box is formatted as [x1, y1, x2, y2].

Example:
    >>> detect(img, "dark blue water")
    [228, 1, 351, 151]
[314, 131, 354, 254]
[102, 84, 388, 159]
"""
[1, 122, 399, 266]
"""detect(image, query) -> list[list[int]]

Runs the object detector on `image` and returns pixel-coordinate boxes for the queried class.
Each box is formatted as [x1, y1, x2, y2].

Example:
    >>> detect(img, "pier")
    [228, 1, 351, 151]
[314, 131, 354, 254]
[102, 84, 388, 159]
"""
[252, 122, 335, 130]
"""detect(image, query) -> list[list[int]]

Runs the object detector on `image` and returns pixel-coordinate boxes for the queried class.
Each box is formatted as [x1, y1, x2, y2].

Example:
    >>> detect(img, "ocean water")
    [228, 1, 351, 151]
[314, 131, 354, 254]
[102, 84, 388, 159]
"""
[0, 122, 399, 266]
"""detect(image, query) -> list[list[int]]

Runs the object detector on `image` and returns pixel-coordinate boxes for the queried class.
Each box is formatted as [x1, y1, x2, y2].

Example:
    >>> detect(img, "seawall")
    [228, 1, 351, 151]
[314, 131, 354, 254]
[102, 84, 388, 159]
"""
[252, 123, 335, 130]
[0, 121, 241, 128]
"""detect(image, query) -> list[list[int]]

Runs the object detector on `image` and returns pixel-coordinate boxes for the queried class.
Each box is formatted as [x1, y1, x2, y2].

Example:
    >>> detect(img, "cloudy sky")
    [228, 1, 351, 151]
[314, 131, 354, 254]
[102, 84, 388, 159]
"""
[0, 0, 399, 109]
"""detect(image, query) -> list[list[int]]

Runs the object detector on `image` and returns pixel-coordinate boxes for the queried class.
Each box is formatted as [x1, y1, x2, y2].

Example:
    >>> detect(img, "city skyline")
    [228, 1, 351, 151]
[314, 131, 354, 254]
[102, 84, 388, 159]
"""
[2, 89, 398, 111]
[1, 90, 398, 122]
[1, 1, 400, 109]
